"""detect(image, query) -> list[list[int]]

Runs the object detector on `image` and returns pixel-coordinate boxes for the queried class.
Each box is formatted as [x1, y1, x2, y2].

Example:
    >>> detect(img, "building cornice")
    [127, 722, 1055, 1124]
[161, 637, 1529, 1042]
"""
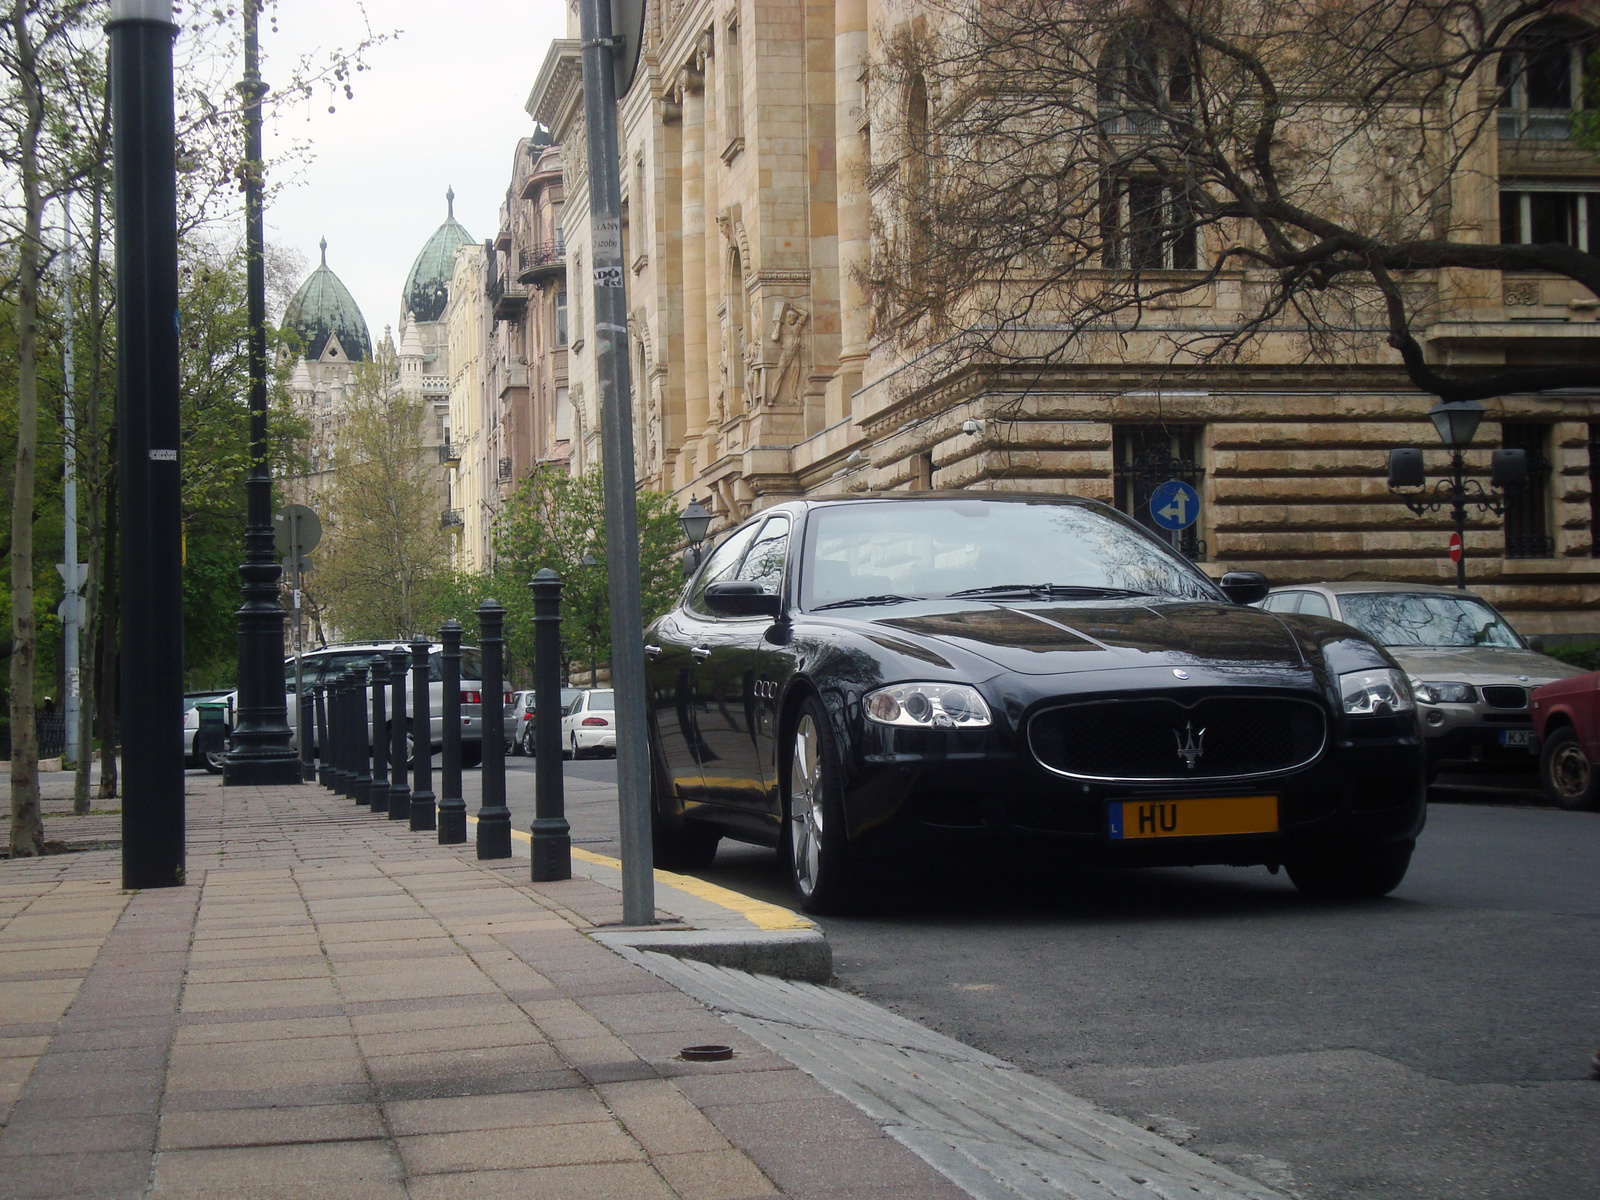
[527, 40, 582, 134]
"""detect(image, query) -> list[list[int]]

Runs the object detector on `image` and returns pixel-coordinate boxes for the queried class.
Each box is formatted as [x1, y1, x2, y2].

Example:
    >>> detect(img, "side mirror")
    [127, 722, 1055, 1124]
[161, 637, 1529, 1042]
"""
[703, 580, 782, 619]
[1220, 570, 1270, 605]
[1388, 447, 1425, 488]
[1491, 448, 1528, 489]
[1526, 633, 1545, 653]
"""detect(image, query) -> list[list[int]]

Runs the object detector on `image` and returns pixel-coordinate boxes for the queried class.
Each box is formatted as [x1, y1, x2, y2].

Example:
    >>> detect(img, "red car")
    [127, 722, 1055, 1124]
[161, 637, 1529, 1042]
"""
[1531, 671, 1600, 810]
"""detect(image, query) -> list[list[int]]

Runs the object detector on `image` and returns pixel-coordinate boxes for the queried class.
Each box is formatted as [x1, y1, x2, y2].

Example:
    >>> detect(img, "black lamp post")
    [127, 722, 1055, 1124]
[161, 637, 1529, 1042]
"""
[1388, 400, 1527, 590]
[678, 497, 712, 575]
[222, 0, 298, 785]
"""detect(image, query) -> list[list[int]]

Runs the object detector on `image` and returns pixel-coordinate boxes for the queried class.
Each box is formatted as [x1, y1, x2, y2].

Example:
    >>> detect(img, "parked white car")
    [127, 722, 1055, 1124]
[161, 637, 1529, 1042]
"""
[561, 689, 616, 759]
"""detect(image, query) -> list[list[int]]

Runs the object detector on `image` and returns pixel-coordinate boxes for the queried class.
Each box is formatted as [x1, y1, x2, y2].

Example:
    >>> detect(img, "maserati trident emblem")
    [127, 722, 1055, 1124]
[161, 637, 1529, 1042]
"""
[1175, 721, 1206, 769]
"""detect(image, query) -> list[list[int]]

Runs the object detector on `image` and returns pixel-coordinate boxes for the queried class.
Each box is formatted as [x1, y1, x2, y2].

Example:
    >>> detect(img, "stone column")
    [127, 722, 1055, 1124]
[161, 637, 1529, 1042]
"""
[680, 68, 709, 485]
[703, 46, 724, 455]
[832, 0, 870, 425]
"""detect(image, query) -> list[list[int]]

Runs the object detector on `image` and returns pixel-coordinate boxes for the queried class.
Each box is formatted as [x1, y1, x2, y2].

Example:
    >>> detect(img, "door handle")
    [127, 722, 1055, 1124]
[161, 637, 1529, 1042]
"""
[690, 646, 711, 661]
[643, 644, 662, 658]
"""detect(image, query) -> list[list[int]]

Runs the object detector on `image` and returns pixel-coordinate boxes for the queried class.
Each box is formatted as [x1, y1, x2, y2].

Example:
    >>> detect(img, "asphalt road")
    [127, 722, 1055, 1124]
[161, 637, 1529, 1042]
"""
[479, 756, 1600, 1199]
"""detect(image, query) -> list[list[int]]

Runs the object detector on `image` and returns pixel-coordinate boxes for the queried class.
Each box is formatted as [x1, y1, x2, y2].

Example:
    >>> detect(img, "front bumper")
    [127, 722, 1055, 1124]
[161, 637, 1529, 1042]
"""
[839, 715, 1426, 868]
[1416, 702, 1535, 766]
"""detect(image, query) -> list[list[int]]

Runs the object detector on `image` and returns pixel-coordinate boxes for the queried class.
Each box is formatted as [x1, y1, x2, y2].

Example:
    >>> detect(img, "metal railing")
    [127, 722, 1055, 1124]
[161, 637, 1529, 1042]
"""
[440, 509, 464, 529]
[498, 457, 513, 481]
[439, 443, 460, 465]
[518, 239, 566, 279]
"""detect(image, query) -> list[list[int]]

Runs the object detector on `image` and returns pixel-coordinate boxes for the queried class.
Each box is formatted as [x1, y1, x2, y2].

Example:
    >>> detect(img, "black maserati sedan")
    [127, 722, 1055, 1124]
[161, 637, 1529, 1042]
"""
[644, 494, 1425, 912]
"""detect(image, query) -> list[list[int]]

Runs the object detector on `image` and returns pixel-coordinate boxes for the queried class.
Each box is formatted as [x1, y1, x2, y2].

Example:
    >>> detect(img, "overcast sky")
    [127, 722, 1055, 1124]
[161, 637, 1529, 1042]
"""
[260, 0, 569, 335]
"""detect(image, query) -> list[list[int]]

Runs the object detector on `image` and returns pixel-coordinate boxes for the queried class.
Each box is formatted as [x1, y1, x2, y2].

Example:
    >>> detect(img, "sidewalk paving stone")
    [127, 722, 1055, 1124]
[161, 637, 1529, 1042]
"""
[0, 774, 972, 1199]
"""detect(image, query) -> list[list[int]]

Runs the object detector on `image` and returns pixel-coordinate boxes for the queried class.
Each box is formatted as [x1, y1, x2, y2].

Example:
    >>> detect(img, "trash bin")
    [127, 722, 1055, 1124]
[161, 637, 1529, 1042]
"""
[196, 703, 228, 774]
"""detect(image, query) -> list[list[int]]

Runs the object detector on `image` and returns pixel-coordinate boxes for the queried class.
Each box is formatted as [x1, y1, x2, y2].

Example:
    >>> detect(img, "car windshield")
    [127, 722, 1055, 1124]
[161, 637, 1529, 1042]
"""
[1337, 592, 1524, 649]
[802, 500, 1218, 610]
[588, 690, 615, 711]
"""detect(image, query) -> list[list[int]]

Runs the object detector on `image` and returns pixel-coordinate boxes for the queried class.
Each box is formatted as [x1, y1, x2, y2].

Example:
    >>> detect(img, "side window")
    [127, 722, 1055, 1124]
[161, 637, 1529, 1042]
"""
[688, 522, 761, 614]
[735, 516, 791, 596]
[1297, 592, 1331, 618]
[1262, 592, 1300, 613]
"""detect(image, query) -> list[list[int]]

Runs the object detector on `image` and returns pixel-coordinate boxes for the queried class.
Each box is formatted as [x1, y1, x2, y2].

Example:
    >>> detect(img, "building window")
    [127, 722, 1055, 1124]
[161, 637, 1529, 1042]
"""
[554, 291, 568, 346]
[1113, 424, 1205, 560]
[723, 19, 742, 149]
[1502, 423, 1553, 559]
[1498, 20, 1591, 140]
[1097, 30, 1192, 136]
[1499, 186, 1600, 252]
[1101, 175, 1197, 270]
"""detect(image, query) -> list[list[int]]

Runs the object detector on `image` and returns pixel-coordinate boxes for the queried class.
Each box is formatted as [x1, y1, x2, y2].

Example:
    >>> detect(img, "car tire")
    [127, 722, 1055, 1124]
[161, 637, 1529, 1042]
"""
[1286, 838, 1414, 899]
[203, 742, 228, 775]
[784, 695, 857, 914]
[1540, 726, 1599, 811]
[521, 729, 536, 757]
[570, 733, 583, 761]
[460, 742, 482, 770]
[510, 733, 524, 757]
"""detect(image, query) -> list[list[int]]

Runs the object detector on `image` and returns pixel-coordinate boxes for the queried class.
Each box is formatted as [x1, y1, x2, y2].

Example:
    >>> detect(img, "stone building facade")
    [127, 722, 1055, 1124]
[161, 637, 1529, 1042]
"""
[523, 0, 1600, 637]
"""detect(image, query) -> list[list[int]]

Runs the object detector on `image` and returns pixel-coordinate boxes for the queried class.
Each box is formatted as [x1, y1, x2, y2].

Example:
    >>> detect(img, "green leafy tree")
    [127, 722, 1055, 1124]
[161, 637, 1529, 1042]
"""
[315, 349, 453, 639]
[493, 468, 684, 683]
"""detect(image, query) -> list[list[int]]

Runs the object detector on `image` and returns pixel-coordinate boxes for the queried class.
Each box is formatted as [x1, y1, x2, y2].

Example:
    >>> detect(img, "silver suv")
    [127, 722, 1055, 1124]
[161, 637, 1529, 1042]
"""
[1262, 582, 1579, 777]
[285, 642, 493, 768]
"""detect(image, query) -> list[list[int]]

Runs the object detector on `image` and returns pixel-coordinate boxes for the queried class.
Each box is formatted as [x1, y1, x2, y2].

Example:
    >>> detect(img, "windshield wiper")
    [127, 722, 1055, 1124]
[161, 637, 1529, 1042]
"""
[812, 594, 923, 610]
[946, 583, 1155, 600]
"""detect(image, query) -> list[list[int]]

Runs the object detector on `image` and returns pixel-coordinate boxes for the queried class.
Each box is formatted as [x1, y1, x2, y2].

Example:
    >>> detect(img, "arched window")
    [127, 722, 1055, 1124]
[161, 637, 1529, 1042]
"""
[1498, 18, 1593, 140]
[904, 74, 931, 261]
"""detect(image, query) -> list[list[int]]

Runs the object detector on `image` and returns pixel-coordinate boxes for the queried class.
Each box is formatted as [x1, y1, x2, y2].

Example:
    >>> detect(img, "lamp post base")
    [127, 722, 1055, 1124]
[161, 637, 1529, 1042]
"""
[410, 792, 436, 832]
[222, 752, 303, 787]
[476, 807, 512, 859]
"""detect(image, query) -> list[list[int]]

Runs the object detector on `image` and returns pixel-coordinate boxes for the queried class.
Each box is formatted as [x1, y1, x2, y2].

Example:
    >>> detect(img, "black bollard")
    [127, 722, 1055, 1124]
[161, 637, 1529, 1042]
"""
[300, 687, 316, 781]
[370, 654, 388, 811]
[342, 672, 361, 798]
[410, 637, 437, 831]
[350, 663, 373, 805]
[387, 646, 410, 819]
[529, 570, 571, 881]
[436, 620, 466, 844]
[314, 684, 331, 788]
[475, 600, 512, 859]
[332, 672, 352, 796]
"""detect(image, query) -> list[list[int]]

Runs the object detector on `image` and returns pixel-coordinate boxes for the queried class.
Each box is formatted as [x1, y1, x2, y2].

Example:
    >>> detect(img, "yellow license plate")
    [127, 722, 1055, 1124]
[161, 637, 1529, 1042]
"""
[1109, 795, 1278, 840]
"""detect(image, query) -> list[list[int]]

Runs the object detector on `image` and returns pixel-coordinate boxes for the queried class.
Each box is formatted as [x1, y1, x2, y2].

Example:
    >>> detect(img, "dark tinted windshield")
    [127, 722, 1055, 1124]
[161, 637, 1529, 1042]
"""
[1338, 593, 1523, 649]
[803, 500, 1217, 608]
[425, 648, 484, 681]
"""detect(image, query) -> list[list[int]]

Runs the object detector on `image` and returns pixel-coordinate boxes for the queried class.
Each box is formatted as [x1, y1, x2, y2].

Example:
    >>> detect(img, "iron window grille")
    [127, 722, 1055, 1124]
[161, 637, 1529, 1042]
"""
[1112, 424, 1206, 561]
[1502, 423, 1553, 559]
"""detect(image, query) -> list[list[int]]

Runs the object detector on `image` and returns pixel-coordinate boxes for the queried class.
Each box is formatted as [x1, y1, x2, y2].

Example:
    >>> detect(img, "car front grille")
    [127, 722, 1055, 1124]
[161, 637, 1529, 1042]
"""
[1027, 694, 1327, 782]
[1480, 685, 1527, 710]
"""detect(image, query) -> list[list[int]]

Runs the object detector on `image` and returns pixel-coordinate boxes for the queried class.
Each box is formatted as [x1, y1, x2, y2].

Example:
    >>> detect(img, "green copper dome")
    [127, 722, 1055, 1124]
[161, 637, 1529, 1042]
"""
[403, 187, 475, 324]
[283, 239, 372, 361]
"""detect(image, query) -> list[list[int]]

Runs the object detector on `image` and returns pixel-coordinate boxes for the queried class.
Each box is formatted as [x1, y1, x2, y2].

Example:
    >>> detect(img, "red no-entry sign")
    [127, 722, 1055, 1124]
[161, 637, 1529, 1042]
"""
[1448, 532, 1463, 563]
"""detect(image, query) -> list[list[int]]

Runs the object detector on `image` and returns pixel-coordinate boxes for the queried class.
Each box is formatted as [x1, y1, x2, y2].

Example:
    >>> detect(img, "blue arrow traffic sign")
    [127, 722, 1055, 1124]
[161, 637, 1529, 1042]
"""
[1149, 480, 1200, 531]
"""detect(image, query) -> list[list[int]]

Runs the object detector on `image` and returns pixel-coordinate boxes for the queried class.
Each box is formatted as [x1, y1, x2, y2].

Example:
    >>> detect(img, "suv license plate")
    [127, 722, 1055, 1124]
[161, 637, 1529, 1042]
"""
[1109, 795, 1278, 840]
[1498, 729, 1533, 750]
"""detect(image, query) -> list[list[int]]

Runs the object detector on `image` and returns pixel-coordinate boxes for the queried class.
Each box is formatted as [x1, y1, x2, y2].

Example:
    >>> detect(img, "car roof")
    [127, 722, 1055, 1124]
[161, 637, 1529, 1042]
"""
[1271, 581, 1488, 598]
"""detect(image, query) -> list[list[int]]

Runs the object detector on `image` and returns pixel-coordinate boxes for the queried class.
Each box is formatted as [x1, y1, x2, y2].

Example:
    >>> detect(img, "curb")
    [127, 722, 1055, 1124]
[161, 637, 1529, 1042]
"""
[592, 927, 832, 984]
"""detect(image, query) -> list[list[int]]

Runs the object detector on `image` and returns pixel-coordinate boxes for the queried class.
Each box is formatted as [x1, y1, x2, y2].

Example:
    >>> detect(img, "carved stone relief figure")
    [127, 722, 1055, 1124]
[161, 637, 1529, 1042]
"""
[648, 377, 664, 468]
[768, 301, 810, 407]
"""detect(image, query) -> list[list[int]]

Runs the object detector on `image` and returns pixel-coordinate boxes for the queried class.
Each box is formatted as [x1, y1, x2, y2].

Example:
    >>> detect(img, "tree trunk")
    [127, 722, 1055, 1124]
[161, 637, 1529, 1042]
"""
[9, 0, 46, 857]
[96, 479, 118, 800]
[74, 108, 110, 815]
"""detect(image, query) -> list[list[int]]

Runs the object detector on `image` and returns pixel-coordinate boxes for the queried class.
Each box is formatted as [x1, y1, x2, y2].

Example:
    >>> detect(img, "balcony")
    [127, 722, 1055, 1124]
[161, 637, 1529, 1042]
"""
[439, 442, 460, 466]
[489, 271, 526, 322]
[440, 509, 464, 529]
[518, 238, 566, 284]
[498, 457, 513, 482]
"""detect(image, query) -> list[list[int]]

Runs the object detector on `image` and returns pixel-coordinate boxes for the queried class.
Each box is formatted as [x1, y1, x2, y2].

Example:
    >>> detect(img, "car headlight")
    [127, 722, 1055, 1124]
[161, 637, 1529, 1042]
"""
[864, 682, 991, 728]
[1411, 680, 1476, 705]
[1340, 668, 1415, 715]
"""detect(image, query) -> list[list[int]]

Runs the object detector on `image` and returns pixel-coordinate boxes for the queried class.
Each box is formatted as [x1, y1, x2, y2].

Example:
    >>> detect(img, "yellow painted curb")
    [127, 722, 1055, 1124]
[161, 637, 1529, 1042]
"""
[466, 816, 810, 932]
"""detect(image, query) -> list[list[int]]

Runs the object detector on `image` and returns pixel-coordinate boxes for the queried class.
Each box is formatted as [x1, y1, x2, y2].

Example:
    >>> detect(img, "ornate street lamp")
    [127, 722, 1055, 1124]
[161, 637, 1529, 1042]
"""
[1388, 402, 1527, 590]
[678, 497, 712, 574]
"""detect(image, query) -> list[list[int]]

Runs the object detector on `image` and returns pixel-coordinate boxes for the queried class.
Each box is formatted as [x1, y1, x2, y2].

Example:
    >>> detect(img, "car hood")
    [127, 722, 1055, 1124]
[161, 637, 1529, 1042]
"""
[1383, 645, 1582, 687]
[869, 598, 1306, 676]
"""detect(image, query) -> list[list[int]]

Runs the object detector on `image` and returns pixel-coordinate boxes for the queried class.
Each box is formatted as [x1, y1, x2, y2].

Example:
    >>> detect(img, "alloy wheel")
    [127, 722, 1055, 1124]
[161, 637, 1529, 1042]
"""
[789, 714, 824, 897]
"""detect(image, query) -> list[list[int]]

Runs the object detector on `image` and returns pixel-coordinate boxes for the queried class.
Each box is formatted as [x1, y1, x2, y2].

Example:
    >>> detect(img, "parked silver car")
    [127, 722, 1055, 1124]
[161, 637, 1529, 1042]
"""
[1262, 582, 1580, 776]
[508, 688, 582, 755]
[284, 642, 493, 768]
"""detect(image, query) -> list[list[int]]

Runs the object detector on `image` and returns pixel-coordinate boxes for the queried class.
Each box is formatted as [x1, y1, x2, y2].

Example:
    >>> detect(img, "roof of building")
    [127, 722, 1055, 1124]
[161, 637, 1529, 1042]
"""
[403, 188, 475, 324]
[283, 238, 372, 362]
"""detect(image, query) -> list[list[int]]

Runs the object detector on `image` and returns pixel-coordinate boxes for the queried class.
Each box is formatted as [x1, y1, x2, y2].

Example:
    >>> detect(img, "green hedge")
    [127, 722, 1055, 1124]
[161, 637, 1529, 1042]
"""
[1542, 642, 1600, 672]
